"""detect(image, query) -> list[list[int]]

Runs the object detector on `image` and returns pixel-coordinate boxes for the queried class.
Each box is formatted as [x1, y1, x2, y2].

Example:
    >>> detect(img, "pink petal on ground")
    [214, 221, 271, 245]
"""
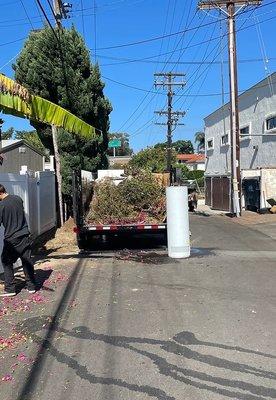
[17, 353, 27, 362]
[30, 293, 46, 303]
[1, 374, 13, 381]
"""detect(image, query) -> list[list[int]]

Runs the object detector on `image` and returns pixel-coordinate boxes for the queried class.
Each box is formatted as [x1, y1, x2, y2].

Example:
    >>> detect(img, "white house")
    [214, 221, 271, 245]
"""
[204, 73, 276, 211]
[177, 154, 205, 171]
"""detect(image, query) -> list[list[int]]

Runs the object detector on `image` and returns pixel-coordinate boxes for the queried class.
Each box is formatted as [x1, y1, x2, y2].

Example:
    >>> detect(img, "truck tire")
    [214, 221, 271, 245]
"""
[77, 233, 90, 250]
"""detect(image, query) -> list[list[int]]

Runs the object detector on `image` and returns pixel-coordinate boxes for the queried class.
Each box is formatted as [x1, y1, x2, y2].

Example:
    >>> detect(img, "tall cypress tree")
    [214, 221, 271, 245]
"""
[13, 26, 112, 195]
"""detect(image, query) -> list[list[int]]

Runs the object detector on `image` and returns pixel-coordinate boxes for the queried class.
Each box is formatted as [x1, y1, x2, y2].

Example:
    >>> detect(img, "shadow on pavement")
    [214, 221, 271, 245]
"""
[17, 314, 276, 400]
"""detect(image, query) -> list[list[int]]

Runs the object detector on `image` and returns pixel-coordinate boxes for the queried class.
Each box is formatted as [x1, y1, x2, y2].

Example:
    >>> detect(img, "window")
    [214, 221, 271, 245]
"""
[266, 116, 276, 132]
[207, 138, 214, 150]
[221, 134, 229, 146]
[240, 125, 250, 137]
[240, 122, 251, 140]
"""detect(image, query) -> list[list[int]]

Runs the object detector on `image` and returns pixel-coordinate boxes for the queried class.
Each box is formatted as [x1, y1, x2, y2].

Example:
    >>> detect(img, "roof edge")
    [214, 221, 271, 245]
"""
[204, 72, 276, 122]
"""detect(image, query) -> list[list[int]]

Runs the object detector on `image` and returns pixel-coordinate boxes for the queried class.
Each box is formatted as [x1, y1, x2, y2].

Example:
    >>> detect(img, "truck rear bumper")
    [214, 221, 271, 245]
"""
[74, 224, 167, 249]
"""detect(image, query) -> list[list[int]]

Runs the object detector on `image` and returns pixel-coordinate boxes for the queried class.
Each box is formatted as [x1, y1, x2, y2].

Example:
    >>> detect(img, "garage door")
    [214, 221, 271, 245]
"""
[212, 176, 230, 211]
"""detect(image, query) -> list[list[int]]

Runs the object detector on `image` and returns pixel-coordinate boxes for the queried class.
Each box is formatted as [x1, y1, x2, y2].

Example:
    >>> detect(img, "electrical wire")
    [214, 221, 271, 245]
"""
[0, 52, 21, 71]
[94, 8, 276, 67]
[151, 10, 207, 137]
[1, 0, 275, 26]
[34, 0, 44, 24]
[95, 17, 227, 50]
[144, 0, 172, 145]
[45, 0, 61, 27]
[0, 37, 27, 47]
[34, 0, 74, 111]
[80, 0, 86, 39]
[98, 54, 276, 67]
[172, 0, 195, 73]
[94, 0, 97, 62]
[121, 16, 226, 139]
[253, 11, 274, 96]
[19, 0, 35, 30]
[219, 13, 227, 137]
[116, 5, 202, 136]
[177, 6, 259, 132]
[127, 9, 207, 136]
[117, 1, 188, 134]
[89, 1, 276, 50]
[128, 22, 228, 139]
[34, 0, 59, 41]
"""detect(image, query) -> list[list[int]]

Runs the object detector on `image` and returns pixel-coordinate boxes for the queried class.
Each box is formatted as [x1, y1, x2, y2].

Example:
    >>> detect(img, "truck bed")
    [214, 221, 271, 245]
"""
[72, 170, 167, 249]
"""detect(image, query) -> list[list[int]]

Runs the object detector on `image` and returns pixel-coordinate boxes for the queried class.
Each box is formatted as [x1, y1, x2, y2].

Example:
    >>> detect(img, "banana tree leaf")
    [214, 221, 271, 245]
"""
[0, 74, 96, 139]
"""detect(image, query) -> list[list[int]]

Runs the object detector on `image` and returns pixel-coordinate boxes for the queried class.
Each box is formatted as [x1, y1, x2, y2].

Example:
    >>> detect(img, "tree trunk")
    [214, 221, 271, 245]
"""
[52, 125, 64, 226]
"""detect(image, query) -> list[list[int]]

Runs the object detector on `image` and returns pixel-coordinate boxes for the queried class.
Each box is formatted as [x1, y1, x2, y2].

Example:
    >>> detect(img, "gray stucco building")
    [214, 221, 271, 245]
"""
[204, 73, 276, 211]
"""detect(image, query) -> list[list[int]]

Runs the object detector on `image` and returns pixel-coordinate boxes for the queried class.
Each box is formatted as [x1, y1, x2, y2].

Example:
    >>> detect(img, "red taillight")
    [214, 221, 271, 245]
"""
[73, 226, 80, 234]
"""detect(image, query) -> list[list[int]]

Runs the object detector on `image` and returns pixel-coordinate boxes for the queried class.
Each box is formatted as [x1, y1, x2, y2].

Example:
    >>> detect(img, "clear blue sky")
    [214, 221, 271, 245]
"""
[1, 0, 276, 152]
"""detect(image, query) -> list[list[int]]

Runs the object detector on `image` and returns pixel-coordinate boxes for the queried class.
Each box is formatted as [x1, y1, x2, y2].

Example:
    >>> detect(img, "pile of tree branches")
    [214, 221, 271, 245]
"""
[86, 170, 166, 224]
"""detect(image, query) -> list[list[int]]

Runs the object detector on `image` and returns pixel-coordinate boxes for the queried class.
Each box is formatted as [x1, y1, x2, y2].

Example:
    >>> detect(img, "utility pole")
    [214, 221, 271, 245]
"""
[53, 0, 72, 27]
[51, 0, 72, 225]
[154, 72, 186, 184]
[198, 0, 261, 217]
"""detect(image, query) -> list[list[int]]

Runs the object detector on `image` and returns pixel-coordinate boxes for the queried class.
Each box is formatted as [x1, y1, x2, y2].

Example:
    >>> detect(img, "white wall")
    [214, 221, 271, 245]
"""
[0, 171, 56, 274]
[205, 74, 276, 176]
[191, 162, 205, 171]
[178, 161, 205, 171]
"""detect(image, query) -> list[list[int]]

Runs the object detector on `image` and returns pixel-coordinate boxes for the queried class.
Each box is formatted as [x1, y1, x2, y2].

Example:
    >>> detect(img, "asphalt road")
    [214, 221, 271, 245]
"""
[14, 214, 276, 400]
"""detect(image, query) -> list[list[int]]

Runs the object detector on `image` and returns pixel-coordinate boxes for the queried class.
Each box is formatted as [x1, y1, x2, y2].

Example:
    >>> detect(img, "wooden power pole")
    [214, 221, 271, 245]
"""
[154, 72, 186, 184]
[198, 0, 261, 217]
[51, 0, 71, 225]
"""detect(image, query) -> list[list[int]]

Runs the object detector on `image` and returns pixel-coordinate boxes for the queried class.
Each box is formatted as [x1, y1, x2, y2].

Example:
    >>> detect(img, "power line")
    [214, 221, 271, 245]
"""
[34, 0, 59, 41]
[116, 1, 198, 134]
[34, 0, 44, 24]
[115, 5, 274, 141]
[93, 0, 97, 62]
[91, 0, 276, 50]
[95, 17, 227, 50]
[0, 52, 21, 71]
[136, 0, 171, 144]
[253, 11, 274, 96]
[94, 13, 276, 66]
[0, 0, 275, 26]
[98, 53, 276, 66]
[45, 0, 62, 27]
[80, 0, 85, 38]
[0, 37, 27, 47]
[117, 9, 208, 136]
[19, 0, 35, 30]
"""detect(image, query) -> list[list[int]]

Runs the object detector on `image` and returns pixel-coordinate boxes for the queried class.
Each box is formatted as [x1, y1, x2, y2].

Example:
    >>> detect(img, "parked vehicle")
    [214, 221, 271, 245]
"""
[72, 170, 167, 250]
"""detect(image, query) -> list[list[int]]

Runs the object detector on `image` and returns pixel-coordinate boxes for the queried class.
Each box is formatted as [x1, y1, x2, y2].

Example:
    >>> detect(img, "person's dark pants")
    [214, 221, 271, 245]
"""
[1, 235, 36, 293]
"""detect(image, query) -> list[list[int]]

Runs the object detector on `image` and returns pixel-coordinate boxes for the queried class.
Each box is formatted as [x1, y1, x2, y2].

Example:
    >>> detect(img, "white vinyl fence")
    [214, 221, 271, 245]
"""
[0, 171, 56, 273]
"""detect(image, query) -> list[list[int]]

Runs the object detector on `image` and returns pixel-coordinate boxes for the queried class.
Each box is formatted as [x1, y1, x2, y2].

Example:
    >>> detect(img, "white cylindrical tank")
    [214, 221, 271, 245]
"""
[166, 186, 190, 258]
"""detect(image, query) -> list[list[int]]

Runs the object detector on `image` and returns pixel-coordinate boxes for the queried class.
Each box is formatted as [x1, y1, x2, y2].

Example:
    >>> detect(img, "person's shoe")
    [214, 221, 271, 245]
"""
[0, 291, 16, 297]
[27, 289, 36, 294]
[26, 285, 37, 294]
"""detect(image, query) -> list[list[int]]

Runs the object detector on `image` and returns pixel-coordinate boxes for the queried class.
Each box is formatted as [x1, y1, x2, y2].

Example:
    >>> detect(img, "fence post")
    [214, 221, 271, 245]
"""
[36, 171, 41, 236]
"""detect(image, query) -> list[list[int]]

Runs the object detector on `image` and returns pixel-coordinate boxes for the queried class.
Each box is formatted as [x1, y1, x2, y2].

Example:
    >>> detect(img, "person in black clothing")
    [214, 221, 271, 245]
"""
[0, 185, 37, 297]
